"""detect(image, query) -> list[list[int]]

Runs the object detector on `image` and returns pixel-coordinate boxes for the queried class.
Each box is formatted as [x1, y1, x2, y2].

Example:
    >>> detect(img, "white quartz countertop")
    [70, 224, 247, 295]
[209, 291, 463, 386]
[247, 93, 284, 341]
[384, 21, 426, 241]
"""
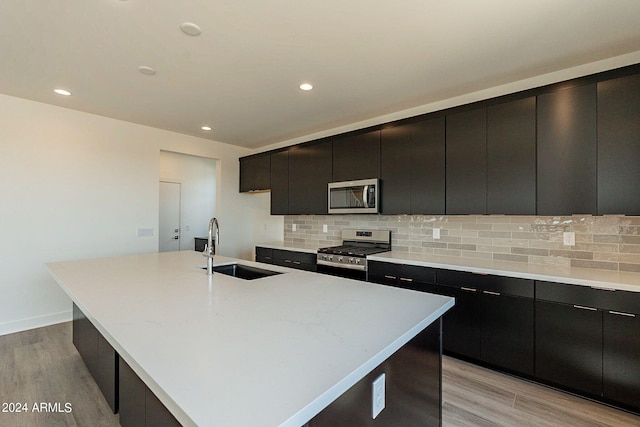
[368, 251, 640, 293]
[256, 241, 324, 253]
[46, 251, 453, 427]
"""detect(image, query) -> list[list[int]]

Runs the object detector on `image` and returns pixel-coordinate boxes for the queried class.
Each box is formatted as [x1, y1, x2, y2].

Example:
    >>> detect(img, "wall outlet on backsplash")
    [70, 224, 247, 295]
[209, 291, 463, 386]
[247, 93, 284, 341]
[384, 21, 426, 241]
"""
[323, 224, 328, 233]
[292, 223, 296, 232]
[433, 228, 441, 240]
[563, 232, 576, 246]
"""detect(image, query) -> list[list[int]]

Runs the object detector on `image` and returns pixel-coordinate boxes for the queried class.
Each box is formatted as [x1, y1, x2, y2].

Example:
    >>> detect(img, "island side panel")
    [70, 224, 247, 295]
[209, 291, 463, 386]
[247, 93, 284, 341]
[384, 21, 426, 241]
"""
[309, 318, 442, 427]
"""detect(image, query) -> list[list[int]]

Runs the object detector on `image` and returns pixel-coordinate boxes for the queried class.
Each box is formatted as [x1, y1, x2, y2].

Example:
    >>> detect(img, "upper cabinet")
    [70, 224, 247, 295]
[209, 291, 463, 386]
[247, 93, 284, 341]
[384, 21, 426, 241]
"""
[446, 108, 487, 214]
[332, 130, 380, 182]
[597, 73, 640, 215]
[270, 149, 289, 215]
[239, 153, 270, 192]
[288, 140, 332, 214]
[239, 65, 640, 217]
[487, 97, 536, 215]
[537, 84, 597, 215]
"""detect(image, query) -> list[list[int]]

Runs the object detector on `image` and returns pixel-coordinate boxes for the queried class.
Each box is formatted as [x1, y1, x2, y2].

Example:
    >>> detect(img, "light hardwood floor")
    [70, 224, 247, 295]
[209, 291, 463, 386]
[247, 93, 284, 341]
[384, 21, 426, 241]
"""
[1, 322, 639, 426]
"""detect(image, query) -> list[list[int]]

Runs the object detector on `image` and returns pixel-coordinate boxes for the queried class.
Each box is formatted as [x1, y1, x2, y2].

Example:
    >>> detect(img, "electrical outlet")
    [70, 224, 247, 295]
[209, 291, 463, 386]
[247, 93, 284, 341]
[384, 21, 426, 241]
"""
[323, 224, 328, 233]
[563, 231, 576, 246]
[372, 373, 385, 419]
[433, 228, 441, 240]
[292, 223, 297, 232]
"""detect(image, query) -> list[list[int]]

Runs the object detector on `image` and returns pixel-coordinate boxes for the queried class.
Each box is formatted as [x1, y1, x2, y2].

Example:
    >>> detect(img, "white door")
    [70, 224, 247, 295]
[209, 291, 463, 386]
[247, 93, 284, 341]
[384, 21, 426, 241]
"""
[159, 181, 181, 252]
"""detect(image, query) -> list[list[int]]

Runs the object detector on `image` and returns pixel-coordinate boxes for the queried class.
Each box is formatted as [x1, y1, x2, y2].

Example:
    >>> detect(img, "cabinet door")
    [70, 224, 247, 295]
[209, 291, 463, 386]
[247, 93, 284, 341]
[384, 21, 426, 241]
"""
[270, 149, 289, 215]
[597, 73, 640, 215]
[446, 108, 487, 214]
[288, 140, 332, 214]
[96, 334, 118, 413]
[480, 293, 534, 375]
[603, 310, 640, 409]
[255, 246, 273, 264]
[487, 97, 536, 214]
[332, 130, 380, 182]
[434, 284, 481, 359]
[535, 300, 602, 396]
[537, 84, 597, 215]
[239, 153, 270, 192]
[411, 118, 446, 214]
[366, 260, 401, 286]
[380, 125, 412, 214]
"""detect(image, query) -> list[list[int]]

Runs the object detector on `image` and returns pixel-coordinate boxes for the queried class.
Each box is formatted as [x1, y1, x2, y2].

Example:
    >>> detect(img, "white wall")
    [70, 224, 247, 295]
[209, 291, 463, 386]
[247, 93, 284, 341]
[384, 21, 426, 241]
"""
[0, 94, 282, 335]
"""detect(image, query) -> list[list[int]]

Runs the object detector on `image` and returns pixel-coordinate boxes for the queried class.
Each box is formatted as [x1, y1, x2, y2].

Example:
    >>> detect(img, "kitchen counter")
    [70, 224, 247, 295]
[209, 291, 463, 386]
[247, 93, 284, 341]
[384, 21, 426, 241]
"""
[256, 241, 324, 253]
[369, 251, 640, 293]
[46, 251, 453, 426]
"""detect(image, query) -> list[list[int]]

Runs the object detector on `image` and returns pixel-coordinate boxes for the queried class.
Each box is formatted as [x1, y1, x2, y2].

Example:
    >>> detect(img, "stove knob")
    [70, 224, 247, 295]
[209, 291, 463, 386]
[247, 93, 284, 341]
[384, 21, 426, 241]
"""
[355, 258, 361, 264]
[328, 256, 333, 261]
[337, 256, 343, 262]
[349, 258, 354, 263]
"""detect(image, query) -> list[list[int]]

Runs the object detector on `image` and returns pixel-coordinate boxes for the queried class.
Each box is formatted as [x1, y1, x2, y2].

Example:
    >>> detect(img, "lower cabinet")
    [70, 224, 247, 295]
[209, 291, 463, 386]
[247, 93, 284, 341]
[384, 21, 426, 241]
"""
[535, 300, 603, 396]
[434, 270, 534, 376]
[603, 311, 640, 409]
[73, 303, 118, 413]
[367, 260, 435, 292]
[119, 358, 181, 427]
[255, 246, 317, 272]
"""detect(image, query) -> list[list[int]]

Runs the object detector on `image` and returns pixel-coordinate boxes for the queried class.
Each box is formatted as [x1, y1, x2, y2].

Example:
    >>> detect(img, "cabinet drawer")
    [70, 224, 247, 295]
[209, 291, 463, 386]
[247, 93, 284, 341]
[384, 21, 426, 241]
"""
[437, 270, 533, 298]
[537, 281, 640, 314]
[367, 261, 401, 285]
[400, 264, 435, 284]
[256, 246, 273, 258]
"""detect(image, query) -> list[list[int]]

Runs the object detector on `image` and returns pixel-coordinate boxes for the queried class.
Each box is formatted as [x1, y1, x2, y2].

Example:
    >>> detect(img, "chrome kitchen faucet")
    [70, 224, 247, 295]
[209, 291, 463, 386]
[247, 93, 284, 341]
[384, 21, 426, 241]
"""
[203, 217, 219, 275]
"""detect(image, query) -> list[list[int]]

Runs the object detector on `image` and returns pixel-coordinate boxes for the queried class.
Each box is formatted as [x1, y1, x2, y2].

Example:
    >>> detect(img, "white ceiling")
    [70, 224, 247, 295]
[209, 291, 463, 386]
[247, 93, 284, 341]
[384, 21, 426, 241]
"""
[2, 1, 640, 149]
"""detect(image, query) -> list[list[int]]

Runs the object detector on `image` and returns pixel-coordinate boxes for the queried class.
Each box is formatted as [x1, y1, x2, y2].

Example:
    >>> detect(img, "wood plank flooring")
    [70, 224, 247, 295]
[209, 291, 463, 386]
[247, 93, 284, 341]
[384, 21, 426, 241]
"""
[1, 322, 639, 426]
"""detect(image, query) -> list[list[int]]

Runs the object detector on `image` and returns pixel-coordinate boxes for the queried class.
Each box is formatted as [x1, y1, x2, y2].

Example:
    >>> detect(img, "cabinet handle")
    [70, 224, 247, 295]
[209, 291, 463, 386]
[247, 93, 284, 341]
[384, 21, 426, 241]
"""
[400, 277, 414, 282]
[285, 260, 292, 263]
[471, 271, 488, 276]
[293, 261, 301, 265]
[609, 310, 636, 318]
[384, 275, 397, 280]
[483, 290, 501, 296]
[590, 286, 616, 292]
[573, 305, 597, 311]
[461, 287, 477, 292]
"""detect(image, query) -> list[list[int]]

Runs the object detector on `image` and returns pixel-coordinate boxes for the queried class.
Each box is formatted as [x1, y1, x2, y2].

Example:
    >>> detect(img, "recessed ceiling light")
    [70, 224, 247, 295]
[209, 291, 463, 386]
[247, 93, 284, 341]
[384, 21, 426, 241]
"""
[201, 126, 212, 131]
[299, 83, 313, 91]
[138, 66, 156, 76]
[180, 22, 202, 36]
[54, 89, 72, 96]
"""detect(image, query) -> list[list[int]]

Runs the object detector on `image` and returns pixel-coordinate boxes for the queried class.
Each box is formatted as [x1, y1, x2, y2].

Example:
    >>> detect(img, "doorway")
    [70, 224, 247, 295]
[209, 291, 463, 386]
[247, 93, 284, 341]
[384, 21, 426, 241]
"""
[159, 181, 181, 252]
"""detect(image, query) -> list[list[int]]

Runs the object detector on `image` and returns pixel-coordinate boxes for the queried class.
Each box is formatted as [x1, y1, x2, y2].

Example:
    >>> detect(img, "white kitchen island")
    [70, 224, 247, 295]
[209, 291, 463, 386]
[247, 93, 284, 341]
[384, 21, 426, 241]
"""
[46, 251, 453, 427]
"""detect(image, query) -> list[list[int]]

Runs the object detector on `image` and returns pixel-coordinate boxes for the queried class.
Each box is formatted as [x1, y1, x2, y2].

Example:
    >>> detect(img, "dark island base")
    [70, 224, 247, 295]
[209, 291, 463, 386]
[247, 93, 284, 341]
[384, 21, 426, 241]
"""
[309, 318, 442, 427]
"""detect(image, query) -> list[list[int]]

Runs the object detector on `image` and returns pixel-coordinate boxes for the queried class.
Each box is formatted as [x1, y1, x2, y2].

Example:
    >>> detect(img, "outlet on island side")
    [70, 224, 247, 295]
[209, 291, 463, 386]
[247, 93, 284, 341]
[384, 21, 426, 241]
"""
[372, 373, 385, 419]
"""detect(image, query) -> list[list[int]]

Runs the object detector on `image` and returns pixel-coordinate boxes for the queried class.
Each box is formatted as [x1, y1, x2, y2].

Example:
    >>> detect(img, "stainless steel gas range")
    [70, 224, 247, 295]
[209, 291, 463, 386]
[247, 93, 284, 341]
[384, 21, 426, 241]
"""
[316, 229, 391, 280]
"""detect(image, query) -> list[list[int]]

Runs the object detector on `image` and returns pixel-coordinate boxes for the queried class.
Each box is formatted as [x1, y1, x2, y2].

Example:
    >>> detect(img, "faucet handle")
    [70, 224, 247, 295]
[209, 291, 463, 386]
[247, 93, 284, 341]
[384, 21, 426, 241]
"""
[202, 244, 211, 257]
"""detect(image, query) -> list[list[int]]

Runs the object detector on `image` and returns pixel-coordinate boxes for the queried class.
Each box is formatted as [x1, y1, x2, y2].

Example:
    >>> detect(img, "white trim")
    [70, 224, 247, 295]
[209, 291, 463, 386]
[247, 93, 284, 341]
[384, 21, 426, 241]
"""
[0, 310, 71, 336]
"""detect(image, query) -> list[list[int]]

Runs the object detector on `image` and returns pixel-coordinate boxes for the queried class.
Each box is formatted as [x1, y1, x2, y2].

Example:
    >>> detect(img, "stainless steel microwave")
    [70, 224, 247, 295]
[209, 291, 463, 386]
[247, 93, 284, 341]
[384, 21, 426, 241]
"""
[328, 178, 379, 214]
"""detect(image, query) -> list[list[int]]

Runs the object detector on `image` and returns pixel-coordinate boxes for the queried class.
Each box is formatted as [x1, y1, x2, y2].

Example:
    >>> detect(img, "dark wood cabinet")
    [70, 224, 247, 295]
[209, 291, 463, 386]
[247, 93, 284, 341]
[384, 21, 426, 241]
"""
[288, 140, 332, 214]
[535, 299, 603, 396]
[435, 270, 534, 375]
[72, 303, 118, 413]
[380, 125, 411, 214]
[332, 130, 380, 182]
[603, 310, 640, 409]
[537, 84, 597, 215]
[119, 358, 180, 427]
[597, 73, 640, 215]
[446, 108, 487, 214]
[239, 153, 270, 192]
[487, 97, 536, 214]
[270, 149, 289, 215]
[367, 260, 435, 292]
[411, 118, 446, 214]
[256, 246, 317, 272]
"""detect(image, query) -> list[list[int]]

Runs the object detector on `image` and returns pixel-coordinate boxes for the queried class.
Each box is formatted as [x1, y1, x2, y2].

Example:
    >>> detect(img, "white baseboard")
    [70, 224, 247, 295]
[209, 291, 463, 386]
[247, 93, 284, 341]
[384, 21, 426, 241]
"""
[0, 310, 72, 336]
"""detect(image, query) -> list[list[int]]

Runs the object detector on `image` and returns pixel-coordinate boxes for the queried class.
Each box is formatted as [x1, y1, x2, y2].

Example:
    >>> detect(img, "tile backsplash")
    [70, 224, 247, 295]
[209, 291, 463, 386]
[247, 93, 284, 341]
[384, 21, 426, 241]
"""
[284, 215, 640, 273]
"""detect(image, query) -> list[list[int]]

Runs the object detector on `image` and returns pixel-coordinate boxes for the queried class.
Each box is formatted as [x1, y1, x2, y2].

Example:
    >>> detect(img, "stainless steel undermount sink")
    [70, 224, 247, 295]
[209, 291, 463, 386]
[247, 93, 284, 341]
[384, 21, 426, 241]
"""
[204, 263, 283, 280]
